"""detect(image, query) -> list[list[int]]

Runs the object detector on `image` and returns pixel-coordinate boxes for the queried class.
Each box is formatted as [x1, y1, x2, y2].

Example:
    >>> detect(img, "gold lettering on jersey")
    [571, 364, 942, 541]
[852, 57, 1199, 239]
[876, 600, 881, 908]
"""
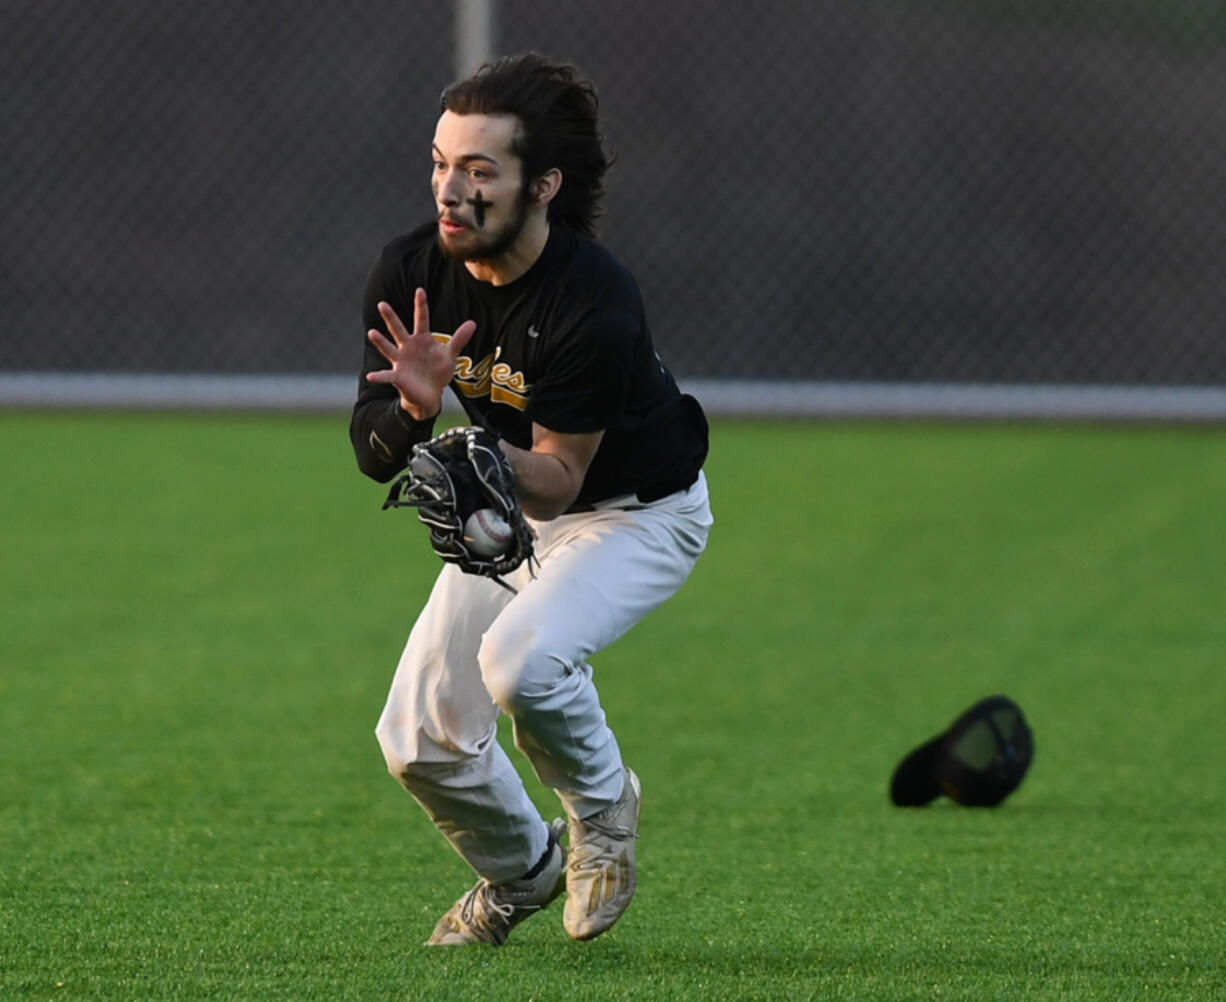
[436, 335, 531, 411]
[453, 352, 494, 395]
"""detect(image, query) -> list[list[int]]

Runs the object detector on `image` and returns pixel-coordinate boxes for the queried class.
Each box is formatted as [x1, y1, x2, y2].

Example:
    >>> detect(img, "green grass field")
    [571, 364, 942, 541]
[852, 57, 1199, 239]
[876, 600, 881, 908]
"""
[2, 412, 1224, 1001]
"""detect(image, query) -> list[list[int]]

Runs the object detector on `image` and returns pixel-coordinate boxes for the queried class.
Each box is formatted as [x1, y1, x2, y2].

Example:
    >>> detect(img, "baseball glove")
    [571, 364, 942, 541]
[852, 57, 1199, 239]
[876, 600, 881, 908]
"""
[382, 426, 535, 589]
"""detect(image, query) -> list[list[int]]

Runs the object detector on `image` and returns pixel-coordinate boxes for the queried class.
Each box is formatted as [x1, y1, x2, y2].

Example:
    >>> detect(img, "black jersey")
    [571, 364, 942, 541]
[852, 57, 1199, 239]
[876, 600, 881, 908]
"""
[350, 223, 708, 508]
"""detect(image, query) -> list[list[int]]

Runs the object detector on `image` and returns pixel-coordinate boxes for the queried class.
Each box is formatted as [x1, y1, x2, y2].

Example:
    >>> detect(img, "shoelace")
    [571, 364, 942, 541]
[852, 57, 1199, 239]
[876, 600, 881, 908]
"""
[450, 827, 564, 939]
[456, 881, 516, 940]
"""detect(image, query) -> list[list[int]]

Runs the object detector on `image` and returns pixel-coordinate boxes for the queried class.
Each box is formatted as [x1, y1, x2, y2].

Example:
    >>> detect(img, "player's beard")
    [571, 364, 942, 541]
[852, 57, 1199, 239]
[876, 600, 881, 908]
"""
[437, 183, 531, 264]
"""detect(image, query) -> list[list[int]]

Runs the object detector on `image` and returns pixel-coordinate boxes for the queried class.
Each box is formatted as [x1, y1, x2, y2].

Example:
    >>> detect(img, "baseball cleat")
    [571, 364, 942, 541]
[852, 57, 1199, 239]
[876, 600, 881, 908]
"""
[563, 766, 641, 941]
[426, 820, 567, 946]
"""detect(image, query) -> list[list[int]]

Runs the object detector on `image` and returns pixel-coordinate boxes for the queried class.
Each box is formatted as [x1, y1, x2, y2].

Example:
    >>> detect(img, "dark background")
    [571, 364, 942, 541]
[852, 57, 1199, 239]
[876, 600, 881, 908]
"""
[3, 1, 1223, 385]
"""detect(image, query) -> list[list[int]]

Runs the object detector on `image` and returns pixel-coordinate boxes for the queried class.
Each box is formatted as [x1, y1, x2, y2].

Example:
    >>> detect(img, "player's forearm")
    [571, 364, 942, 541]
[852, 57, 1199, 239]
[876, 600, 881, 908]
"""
[498, 441, 583, 521]
[349, 394, 437, 482]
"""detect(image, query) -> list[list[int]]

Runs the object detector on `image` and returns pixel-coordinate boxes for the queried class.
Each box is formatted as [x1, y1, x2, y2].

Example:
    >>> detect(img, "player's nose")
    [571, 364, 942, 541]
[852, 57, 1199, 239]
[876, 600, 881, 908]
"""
[436, 169, 464, 207]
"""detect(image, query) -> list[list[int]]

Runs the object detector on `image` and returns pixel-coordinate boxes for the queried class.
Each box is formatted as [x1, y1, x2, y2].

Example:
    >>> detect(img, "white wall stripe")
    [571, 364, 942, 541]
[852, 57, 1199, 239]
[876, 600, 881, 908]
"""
[2, 374, 1225, 422]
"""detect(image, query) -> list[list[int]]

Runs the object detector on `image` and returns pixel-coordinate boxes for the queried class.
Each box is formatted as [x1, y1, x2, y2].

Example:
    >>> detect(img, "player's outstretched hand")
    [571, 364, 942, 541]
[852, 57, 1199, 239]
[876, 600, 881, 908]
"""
[366, 288, 476, 420]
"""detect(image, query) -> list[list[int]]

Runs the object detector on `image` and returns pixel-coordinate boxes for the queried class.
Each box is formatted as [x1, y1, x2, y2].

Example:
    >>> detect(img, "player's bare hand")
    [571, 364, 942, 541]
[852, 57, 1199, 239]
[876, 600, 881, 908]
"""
[366, 288, 476, 420]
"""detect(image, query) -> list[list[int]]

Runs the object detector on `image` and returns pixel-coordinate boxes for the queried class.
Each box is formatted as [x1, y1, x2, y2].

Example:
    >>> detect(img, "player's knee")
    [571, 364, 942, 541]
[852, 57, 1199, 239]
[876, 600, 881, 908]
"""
[478, 621, 554, 716]
[373, 715, 436, 790]
[374, 718, 409, 778]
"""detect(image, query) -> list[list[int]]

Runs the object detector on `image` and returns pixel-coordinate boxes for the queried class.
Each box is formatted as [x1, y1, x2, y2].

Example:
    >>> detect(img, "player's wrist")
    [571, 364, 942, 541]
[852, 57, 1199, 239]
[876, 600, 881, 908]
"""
[394, 399, 440, 430]
[396, 398, 440, 425]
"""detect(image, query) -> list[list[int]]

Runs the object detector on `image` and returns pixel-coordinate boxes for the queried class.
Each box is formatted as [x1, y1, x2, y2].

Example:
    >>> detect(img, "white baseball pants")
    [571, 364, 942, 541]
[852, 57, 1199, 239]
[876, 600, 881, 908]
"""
[375, 472, 712, 882]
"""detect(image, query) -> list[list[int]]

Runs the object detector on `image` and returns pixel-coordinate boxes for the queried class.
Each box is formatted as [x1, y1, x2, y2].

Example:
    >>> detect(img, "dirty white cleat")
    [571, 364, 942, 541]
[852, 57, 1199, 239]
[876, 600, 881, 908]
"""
[563, 766, 641, 941]
[426, 820, 566, 946]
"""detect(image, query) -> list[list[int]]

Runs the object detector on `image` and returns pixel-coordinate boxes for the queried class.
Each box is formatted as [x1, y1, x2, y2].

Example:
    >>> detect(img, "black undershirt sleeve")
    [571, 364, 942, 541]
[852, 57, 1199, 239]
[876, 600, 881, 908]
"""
[349, 254, 438, 482]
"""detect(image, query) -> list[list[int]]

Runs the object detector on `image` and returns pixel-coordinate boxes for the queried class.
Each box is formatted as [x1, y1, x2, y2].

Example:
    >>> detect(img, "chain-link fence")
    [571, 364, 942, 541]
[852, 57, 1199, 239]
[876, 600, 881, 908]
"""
[3, 2, 1224, 404]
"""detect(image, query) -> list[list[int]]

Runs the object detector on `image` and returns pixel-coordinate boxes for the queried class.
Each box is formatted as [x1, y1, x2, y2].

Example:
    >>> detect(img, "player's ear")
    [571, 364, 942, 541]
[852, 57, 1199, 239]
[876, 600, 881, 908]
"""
[530, 169, 562, 207]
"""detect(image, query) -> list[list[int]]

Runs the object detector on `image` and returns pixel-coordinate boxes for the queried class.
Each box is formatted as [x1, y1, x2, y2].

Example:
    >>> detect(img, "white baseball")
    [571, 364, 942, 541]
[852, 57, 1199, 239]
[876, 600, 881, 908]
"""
[463, 508, 514, 557]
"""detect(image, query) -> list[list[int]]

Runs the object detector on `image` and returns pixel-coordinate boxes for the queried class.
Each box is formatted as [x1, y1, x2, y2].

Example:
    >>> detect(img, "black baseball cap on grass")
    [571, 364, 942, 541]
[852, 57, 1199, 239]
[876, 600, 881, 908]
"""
[890, 695, 1033, 807]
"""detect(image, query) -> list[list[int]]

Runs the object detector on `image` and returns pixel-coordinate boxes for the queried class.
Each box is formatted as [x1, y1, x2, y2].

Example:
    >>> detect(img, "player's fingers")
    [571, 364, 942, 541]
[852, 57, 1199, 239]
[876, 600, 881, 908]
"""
[367, 328, 397, 362]
[413, 288, 430, 338]
[377, 301, 408, 345]
[448, 319, 477, 357]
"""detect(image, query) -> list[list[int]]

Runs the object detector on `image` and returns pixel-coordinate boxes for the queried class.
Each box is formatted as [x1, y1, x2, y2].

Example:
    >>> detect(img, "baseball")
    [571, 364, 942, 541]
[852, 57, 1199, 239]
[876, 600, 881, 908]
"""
[463, 508, 514, 557]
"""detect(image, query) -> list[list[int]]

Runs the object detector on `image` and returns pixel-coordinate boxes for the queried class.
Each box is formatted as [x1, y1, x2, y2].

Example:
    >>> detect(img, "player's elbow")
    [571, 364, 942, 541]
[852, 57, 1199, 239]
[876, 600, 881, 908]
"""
[350, 434, 401, 483]
[349, 420, 401, 482]
[355, 455, 399, 483]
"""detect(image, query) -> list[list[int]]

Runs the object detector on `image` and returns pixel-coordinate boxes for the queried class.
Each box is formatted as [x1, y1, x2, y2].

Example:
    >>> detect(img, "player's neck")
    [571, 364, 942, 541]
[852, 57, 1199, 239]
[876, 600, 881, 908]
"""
[464, 216, 550, 287]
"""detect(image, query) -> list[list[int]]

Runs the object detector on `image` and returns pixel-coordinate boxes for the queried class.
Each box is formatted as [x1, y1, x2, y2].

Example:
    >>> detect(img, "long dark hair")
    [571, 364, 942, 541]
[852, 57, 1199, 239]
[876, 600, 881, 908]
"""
[441, 53, 612, 238]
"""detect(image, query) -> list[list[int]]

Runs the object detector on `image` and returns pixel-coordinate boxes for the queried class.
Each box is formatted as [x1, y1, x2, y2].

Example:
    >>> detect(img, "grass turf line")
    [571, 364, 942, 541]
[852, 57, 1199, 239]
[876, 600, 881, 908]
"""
[1, 413, 1223, 1001]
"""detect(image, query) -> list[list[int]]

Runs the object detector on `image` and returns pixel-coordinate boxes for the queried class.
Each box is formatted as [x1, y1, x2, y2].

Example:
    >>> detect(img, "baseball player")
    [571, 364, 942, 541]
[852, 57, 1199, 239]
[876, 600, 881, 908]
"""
[349, 53, 712, 946]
